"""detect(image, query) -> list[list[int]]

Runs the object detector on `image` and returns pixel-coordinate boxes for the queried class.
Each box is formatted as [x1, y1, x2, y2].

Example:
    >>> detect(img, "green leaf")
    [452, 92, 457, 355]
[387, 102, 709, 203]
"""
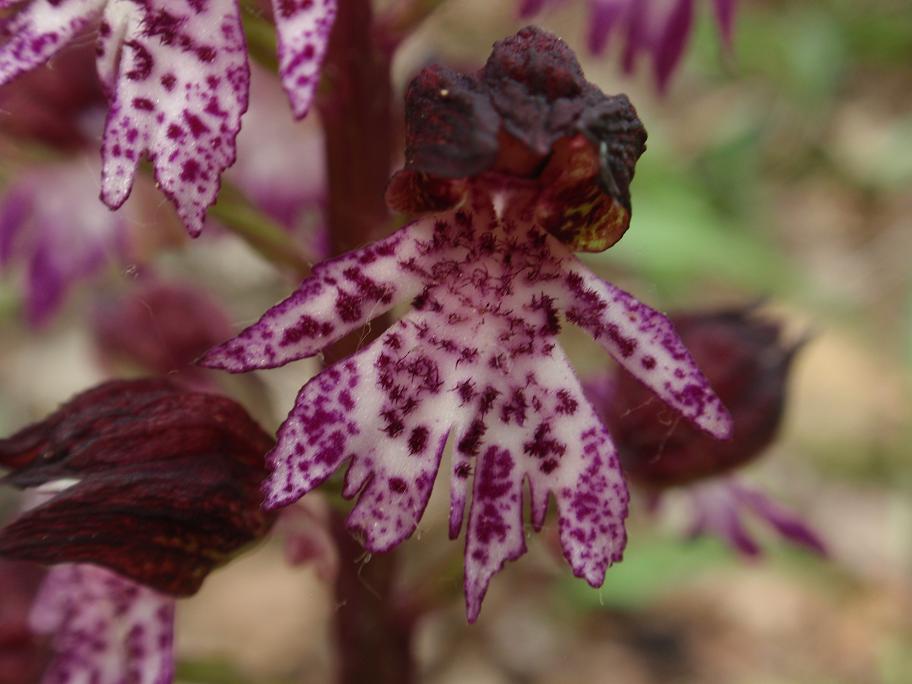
[559, 535, 730, 611]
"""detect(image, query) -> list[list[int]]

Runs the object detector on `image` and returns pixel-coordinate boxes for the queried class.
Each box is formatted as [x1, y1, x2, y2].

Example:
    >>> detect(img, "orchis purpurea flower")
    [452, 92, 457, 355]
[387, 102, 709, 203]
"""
[0, 378, 276, 594]
[30, 563, 175, 684]
[520, 0, 737, 92]
[0, 0, 337, 235]
[0, 157, 131, 327]
[201, 27, 732, 621]
[588, 306, 826, 556]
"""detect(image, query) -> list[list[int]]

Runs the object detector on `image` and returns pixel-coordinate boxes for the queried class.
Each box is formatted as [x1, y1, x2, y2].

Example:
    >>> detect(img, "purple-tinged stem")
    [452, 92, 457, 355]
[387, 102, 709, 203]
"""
[317, 1, 415, 682]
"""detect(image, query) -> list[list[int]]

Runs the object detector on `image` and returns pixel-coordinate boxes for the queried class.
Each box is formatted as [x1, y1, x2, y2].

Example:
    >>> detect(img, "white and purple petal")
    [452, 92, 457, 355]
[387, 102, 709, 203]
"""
[264, 312, 456, 545]
[99, 0, 249, 236]
[200, 212, 460, 372]
[270, 0, 336, 119]
[0, 0, 105, 86]
[554, 263, 732, 438]
[30, 564, 175, 684]
[453, 346, 627, 621]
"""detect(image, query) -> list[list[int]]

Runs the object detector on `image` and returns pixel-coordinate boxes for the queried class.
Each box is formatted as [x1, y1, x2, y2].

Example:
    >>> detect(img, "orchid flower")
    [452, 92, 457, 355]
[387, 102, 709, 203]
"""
[588, 306, 826, 556]
[0, 0, 337, 235]
[521, 0, 737, 92]
[30, 564, 176, 684]
[0, 157, 131, 327]
[202, 27, 732, 621]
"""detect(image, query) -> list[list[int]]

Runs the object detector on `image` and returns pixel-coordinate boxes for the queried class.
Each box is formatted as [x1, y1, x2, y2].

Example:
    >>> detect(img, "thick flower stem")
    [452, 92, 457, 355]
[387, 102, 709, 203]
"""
[317, 1, 415, 682]
[318, 0, 394, 257]
[330, 509, 416, 684]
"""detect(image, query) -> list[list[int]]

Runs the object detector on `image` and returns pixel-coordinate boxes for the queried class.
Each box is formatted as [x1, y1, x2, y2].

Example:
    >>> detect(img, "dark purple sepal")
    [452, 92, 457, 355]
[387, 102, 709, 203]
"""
[536, 134, 633, 252]
[481, 26, 588, 155]
[392, 27, 646, 252]
[578, 93, 647, 214]
[385, 169, 466, 216]
[0, 379, 276, 596]
[403, 64, 501, 179]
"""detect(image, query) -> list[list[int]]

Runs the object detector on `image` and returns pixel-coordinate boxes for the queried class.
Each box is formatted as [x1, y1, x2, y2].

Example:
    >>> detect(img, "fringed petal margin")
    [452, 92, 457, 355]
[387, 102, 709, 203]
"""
[98, 0, 249, 236]
[271, 0, 336, 119]
[199, 212, 452, 372]
[554, 261, 733, 439]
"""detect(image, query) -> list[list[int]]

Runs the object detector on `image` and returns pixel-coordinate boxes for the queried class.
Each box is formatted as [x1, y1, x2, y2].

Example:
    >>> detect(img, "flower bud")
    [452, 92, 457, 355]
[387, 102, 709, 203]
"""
[92, 280, 234, 385]
[0, 379, 276, 596]
[597, 307, 802, 488]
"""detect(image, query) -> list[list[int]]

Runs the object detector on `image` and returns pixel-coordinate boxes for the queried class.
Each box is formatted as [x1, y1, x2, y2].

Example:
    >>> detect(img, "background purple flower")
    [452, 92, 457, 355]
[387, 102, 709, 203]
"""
[0, 158, 130, 327]
[587, 306, 825, 556]
[521, 0, 737, 91]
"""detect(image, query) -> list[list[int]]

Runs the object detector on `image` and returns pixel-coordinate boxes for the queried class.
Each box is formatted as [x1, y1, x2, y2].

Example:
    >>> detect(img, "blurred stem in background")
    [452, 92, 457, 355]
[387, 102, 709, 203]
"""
[318, 0, 416, 682]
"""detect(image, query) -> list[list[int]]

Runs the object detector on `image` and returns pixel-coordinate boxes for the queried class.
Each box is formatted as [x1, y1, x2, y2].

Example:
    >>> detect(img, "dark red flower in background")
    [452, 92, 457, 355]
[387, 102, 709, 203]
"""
[588, 306, 825, 555]
[0, 378, 276, 595]
[604, 306, 800, 487]
[91, 280, 236, 388]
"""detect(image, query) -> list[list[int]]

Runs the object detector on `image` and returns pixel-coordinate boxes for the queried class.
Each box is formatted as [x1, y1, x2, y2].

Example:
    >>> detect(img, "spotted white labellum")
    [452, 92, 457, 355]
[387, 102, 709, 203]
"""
[202, 187, 732, 621]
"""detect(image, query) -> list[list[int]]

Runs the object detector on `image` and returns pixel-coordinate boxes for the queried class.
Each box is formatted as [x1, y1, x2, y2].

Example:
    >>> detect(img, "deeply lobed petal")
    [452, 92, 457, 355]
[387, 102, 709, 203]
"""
[98, 0, 249, 236]
[251, 190, 636, 620]
[200, 212, 458, 372]
[0, 0, 104, 86]
[554, 263, 733, 439]
[454, 346, 627, 621]
[30, 564, 175, 684]
[271, 0, 337, 119]
[265, 314, 454, 549]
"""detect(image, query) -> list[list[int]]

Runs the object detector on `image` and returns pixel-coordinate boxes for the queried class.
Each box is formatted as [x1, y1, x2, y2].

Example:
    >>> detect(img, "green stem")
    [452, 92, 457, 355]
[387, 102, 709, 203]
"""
[209, 184, 312, 277]
[240, 7, 279, 73]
